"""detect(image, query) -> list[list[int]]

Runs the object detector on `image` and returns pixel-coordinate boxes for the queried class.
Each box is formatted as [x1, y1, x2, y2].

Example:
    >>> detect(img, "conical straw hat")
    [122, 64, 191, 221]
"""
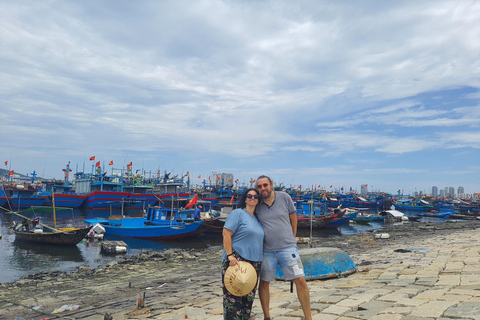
[224, 261, 258, 297]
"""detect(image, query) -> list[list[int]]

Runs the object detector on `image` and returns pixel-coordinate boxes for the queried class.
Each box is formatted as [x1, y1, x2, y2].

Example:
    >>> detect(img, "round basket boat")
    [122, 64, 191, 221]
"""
[275, 247, 357, 280]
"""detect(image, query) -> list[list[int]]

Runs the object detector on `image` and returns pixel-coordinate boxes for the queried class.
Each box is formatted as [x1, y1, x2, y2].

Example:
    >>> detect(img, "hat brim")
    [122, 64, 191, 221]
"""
[224, 261, 258, 296]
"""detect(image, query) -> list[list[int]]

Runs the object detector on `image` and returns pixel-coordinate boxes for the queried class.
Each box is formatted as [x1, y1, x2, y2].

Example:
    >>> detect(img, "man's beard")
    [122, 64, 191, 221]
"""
[261, 189, 272, 199]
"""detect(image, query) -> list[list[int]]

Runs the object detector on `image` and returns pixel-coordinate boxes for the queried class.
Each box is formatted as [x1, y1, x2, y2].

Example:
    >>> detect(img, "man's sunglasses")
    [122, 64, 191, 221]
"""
[256, 183, 269, 189]
[246, 194, 260, 199]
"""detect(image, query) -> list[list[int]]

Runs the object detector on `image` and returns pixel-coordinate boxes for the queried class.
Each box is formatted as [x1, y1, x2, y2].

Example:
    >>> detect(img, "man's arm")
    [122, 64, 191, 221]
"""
[289, 211, 297, 237]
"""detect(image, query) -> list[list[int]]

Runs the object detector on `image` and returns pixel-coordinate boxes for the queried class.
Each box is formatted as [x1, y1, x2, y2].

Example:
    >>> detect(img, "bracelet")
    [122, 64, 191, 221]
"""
[227, 253, 234, 258]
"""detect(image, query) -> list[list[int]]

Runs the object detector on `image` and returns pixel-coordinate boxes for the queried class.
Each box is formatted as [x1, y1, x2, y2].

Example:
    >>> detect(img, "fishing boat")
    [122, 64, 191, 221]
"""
[353, 212, 385, 224]
[38, 162, 87, 208]
[83, 214, 205, 240]
[0, 189, 7, 208]
[8, 191, 92, 245]
[2, 184, 46, 210]
[13, 224, 92, 245]
[417, 211, 451, 219]
[378, 209, 406, 223]
[393, 199, 435, 211]
[323, 209, 358, 228]
[83, 198, 206, 240]
[296, 214, 337, 229]
[39, 184, 87, 208]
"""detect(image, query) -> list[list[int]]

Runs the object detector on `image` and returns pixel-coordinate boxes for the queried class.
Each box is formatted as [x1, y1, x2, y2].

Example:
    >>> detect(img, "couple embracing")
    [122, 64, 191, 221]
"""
[222, 175, 312, 320]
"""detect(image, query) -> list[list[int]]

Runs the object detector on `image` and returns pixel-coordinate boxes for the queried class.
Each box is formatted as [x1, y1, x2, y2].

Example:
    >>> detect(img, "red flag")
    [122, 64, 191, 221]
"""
[127, 162, 132, 168]
[330, 185, 333, 188]
[8, 170, 14, 176]
[184, 194, 198, 209]
[109, 161, 113, 166]
[252, 179, 256, 183]
[230, 195, 234, 203]
[89, 156, 95, 161]
[4, 161, 7, 166]
[198, 175, 201, 179]
[95, 161, 101, 168]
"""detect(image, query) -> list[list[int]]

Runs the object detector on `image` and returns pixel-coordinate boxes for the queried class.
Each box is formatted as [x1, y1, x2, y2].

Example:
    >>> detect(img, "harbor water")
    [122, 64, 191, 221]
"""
[0, 208, 445, 284]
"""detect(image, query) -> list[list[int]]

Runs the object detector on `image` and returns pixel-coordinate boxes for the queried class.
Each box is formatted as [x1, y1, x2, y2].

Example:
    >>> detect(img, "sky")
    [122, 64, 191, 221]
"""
[1, 0, 479, 195]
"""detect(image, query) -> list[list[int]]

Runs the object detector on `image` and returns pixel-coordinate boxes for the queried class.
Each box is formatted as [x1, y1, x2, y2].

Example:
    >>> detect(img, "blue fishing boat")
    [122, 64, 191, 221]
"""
[0, 189, 7, 208]
[417, 211, 451, 219]
[34, 162, 86, 208]
[323, 209, 359, 228]
[84, 208, 205, 240]
[353, 212, 385, 224]
[3, 184, 46, 211]
[393, 199, 434, 211]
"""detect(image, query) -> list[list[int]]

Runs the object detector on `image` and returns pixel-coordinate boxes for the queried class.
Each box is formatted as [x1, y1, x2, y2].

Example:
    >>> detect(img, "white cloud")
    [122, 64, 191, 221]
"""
[1, 0, 479, 193]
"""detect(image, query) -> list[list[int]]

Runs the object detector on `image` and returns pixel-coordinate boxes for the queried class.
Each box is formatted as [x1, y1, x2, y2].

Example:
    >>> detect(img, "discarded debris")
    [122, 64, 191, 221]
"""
[52, 304, 80, 314]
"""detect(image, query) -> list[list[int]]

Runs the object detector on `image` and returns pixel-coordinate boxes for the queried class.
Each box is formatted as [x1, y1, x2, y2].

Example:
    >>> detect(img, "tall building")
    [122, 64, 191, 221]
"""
[211, 172, 234, 187]
[458, 186, 464, 199]
[432, 186, 438, 197]
[448, 187, 454, 197]
[360, 184, 368, 194]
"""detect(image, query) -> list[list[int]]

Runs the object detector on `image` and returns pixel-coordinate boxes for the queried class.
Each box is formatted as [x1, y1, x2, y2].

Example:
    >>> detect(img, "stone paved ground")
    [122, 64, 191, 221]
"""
[1, 220, 480, 320]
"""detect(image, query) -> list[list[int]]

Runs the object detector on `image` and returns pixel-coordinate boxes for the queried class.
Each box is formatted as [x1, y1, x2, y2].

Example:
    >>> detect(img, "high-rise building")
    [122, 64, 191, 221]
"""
[448, 187, 454, 197]
[360, 184, 368, 194]
[432, 186, 438, 196]
[458, 186, 464, 199]
[211, 172, 234, 187]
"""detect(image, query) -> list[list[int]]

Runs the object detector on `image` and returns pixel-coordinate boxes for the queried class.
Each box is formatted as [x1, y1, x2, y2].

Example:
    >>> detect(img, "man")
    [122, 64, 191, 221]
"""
[255, 175, 312, 320]
[194, 205, 201, 221]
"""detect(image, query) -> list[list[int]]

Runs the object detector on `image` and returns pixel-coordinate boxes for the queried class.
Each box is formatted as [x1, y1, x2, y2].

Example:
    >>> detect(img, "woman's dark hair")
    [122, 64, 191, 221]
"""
[238, 188, 260, 209]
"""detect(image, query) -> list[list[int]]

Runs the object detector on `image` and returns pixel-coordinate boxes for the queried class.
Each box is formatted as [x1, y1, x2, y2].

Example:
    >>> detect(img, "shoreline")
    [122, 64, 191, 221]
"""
[1, 220, 480, 319]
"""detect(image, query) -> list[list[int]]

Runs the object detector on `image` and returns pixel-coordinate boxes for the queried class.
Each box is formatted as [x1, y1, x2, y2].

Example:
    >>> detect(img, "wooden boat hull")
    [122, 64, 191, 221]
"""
[81, 191, 130, 209]
[201, 217, 226, 233]
[14, 226, 92, 245]
[83, 218, 206, 240]
[9, 197, 46, 210]
[296, 215, 336, 229]
[324, 211, 359, 228]
[43, 193, 87, 208]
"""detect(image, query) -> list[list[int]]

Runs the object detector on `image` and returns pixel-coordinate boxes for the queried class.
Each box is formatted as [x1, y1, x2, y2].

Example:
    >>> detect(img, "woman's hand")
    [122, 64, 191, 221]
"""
[228, 255, 238, 266]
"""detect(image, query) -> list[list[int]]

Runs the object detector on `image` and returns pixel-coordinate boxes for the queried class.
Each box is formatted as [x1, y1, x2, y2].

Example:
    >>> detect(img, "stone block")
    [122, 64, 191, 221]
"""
[409, 300, 457, 318]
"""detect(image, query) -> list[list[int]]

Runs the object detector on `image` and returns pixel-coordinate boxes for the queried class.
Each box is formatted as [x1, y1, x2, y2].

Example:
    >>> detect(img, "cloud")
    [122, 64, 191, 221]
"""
[1, 1, 479, 193]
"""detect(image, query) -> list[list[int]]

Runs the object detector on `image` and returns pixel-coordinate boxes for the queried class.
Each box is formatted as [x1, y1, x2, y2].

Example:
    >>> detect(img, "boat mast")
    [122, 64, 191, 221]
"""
[52, 187, 57, 230]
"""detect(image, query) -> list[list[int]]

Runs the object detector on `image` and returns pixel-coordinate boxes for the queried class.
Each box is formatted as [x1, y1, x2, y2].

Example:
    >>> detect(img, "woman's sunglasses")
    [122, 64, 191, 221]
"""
[246, 194, 260, 199]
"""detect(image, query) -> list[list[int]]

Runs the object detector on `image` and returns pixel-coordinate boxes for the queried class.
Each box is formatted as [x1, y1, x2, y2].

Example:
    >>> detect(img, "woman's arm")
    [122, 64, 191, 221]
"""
[222, 227, 238, 265]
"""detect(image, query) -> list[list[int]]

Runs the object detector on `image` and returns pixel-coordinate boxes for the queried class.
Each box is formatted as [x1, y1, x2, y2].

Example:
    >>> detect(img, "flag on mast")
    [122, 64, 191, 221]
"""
[184, 194, 198, 209]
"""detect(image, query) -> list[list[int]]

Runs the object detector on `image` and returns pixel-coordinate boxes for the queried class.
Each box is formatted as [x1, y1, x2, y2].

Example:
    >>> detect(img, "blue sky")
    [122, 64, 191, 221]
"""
[1, 1, 479, 195]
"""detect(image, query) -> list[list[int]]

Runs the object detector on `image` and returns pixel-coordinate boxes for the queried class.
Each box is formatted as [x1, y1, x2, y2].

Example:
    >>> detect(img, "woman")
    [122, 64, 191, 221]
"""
[222, 188, 264, 320]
